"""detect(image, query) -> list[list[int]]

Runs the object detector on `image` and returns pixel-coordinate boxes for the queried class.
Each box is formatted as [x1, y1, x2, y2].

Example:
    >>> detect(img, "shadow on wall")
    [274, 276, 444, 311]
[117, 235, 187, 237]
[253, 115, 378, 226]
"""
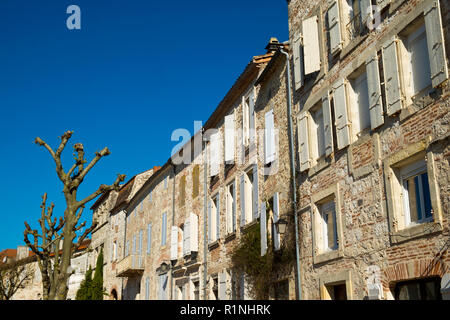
[123, 276, 142, 300]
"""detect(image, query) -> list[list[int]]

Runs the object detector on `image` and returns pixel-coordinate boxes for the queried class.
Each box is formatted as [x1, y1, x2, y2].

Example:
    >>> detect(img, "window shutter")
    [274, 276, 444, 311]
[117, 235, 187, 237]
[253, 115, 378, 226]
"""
[252, 164, 259, 220]
[382, 37, 403, 115]
[273, 193, 281, 251]
[216, 193, 220, 240]
[293, 34, 304, 90]
[322, 92, 334, 156]
[298, 111, 311, 171]
[303, 15, 321, 75]
[333, 79, 351, 149]
[260, 201, 267, 256]
[224, 113, 235, 162]
[249, 90, 256, 145]
[218, 271, 227, 300]
[327, 0, 342, 55]
[424, 0, 448, 88]
[139, 230, 143, 267]
[366, 54, 385, 129]
[170, 226, 178, 260]
[183, 217, 190, 256]
[208, 200, 212, 242]
[240, 174, 246, 226]
[232, 180, 237, 232]
[242, 96, 248, 147]
[360, 0, 373, 25]
[209, 132, 220, 177]
[264, 110, 276, 164]
[162, 212, 167, 246]
[190, 212, 199, 252]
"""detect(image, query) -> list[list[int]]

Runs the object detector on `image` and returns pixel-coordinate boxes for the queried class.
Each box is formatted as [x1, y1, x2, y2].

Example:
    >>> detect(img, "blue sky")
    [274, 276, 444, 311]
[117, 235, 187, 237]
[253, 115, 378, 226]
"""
[0, 0, 288, 250]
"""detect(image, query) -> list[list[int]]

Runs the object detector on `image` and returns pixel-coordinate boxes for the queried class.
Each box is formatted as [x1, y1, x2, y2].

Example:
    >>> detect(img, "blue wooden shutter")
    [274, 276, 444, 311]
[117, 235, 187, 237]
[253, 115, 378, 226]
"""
[240, 174, 246, 226]
[260, 201, 267, 256]
[252, 164, 259, 220]
[147, 223, 152, 254]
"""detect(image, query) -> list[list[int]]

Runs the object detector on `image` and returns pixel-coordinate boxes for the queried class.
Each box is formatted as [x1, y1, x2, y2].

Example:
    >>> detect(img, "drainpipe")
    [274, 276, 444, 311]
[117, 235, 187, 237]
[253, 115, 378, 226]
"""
[202, 133, 208, 300]
[279, 46, 302, 300]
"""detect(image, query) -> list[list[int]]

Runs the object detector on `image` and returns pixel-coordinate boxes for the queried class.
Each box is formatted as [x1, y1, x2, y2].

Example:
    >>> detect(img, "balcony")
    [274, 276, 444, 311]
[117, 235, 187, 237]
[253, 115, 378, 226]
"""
[116, 254, 145, 277]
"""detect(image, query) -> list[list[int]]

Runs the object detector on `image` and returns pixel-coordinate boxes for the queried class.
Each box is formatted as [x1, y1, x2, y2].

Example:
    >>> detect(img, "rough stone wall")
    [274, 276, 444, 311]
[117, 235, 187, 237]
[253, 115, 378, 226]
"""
[287, 0, 450, 299]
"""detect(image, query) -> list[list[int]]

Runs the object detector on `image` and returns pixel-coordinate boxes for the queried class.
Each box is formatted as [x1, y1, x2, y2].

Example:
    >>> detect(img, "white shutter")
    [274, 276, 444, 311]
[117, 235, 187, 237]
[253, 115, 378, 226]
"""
[170, 226, 178, 260]
[366, 54, 385, 129]
[333, 79, 351, 149]
[209, 132, 220, 177]
[293, 35, 304, 90]
[273, 193, 281, 251]
[224, 113, 235, 162]
[260, 201, 267, 256]
[382, 36, 403, 115]
[302, 15, 321, 75]
[232, 181, 237, 232]
[322, 92, 334, 156]
[208, 200, 212, 242]
[216, 193, 220, 240]
[360, 0, 373, 25]
[252, 165, 259, 220]
[240, 174, 246, 226]
[218, 271, 227, 300]
[298, 111, 311, 172]
[424, 0, 448, 88]
[183, 217, 190, 256]
[242, 96, 248, 146]
[249, 90, 256, 145]
[264, 110, 276, 164]
[327, 0, 342, 55]
[190, 213, 199, 252]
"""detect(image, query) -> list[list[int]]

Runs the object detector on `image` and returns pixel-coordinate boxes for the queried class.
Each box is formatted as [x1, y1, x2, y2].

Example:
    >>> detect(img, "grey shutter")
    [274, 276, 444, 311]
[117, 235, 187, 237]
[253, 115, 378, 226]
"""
[303, 15, 321, 75]
[183, 216, 190, 256]
[252, 164, 259, 220]
[161, 212, 167, 246]
[260, 201, 267, 256]
[208, 200, 212, 242]
[147, 223, 152, 254]
[360, 0, 372, 24]
[322, 92, 334, 156]
[424, 0, 448, 88]
[232, 180, 237, 232]
[139, 230, 143, 267]
[224, 113, 235, 163]
[218, 271, 227, 300]
[382, 37, 403, 115]
[273, 193, 281, 251]
[264, 110, 276, 164]
[190, 213, 199, 252]
[170, 226, 178, 261]
[333, 79, 351, 149]
[216, 193, 220, 240]
[328, 0, 342, 54]
[366, 54, 385, 129]
[240, 174, 246, 226]
[293, 35, 304, 90]
[298, 111, 311, 171]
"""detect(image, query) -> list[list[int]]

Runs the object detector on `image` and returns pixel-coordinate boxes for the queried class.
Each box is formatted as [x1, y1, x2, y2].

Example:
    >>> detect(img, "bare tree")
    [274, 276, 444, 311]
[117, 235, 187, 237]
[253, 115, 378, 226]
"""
[0, 260, 35, 300]
[24, 131, 125, 300]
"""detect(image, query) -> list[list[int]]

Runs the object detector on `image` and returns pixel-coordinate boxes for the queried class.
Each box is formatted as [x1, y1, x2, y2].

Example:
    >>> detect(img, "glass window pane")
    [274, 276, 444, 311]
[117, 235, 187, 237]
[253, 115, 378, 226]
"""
[421, 173, 432, 219]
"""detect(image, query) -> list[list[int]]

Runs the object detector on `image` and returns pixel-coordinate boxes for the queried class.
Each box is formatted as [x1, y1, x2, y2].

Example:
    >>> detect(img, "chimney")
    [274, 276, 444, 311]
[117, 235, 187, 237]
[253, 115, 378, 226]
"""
[265, 37, 282, 53]
[16, 245, 29, 260]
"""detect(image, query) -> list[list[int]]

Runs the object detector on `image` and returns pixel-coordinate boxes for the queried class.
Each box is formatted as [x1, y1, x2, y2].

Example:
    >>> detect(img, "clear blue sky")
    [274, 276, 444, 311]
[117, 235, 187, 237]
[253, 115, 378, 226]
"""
[0, 0, 288, 250]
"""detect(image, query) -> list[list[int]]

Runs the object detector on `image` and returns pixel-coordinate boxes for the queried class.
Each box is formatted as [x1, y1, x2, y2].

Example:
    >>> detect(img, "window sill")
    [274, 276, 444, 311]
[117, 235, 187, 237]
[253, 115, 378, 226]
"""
[308, 155, 332, 178]
[313, 248, 343, 265]
[390, 220, 442, 244]
[241, 219, 258, 232]
[224, 232, 236, 243]
[208, 240, 220, 251]
[399, 87, 436, 122]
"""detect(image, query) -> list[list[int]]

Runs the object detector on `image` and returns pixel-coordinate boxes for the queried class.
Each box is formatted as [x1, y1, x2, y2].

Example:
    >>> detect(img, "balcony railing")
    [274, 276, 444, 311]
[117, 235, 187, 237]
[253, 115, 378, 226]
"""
[116, 254, 144, 277]
[346, 13, 364, 40]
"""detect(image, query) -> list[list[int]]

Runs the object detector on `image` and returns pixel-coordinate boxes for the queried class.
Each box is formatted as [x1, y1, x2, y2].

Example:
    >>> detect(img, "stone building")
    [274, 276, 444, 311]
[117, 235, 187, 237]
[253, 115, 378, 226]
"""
[287, 0, 449, 299]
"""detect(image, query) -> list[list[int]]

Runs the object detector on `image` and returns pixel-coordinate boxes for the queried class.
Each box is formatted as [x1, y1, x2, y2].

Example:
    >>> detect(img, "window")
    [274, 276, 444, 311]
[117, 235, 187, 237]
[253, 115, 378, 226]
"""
[345, 0, 363, 40]
[310, 104, 326, 160]
[243, 96, 250, 147]
[193, 280, 200, 300]
[400, 23, 431, 100]
[192, 165, 200, 198]
[226, 182, 236, 234]
[211, 276, 218, 300]
[348, 68, 370, 136]
[208, 194, 220, 243]
[241, 168, 255, 225]
[319, 200, 338, 252]
[395, 277, 442, 300]
[325, 282, 348, 300]
[161, 212, 167, 246]
[158, 273, 168, 300]
[400, 160, 433, 226]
